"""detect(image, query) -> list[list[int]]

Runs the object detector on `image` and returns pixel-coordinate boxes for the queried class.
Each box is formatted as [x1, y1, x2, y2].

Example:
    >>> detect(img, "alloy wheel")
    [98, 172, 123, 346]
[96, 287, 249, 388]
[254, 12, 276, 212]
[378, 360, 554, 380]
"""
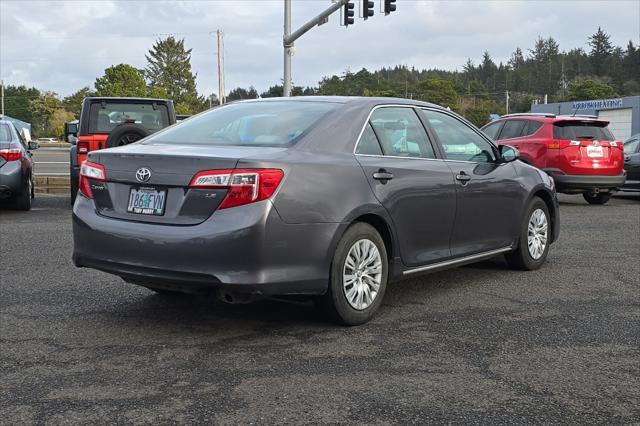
[343, 238, 382, 310]
[527, 208, 548, 260]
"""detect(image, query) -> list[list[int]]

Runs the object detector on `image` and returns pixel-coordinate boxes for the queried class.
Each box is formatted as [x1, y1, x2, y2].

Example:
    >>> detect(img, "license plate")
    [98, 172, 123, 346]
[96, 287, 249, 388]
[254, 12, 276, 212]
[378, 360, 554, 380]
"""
[586, 145, 604, 158]
[127, 188, 166, 215]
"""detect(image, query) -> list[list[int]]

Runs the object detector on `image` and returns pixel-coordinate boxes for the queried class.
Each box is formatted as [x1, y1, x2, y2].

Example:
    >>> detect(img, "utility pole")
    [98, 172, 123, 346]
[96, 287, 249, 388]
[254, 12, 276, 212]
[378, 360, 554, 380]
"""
[505, 90, 509, 115]
[1, 80, 4, 118]
[217, 30, 225, 105]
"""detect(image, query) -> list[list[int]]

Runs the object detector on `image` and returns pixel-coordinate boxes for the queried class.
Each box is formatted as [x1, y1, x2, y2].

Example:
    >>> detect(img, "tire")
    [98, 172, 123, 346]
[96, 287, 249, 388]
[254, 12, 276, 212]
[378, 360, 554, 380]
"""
[105, 123, 150, 148]
[11, 175, 32, 211]
[583, 192, 612, 205]
[316, 223, 388, 326]
[70, 173, 78, 206]
[505, 197, 550, 271]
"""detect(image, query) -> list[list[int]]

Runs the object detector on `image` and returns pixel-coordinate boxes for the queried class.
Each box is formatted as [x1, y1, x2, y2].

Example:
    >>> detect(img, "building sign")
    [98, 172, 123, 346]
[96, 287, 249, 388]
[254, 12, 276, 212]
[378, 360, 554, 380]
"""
[572, 98, 623, 111]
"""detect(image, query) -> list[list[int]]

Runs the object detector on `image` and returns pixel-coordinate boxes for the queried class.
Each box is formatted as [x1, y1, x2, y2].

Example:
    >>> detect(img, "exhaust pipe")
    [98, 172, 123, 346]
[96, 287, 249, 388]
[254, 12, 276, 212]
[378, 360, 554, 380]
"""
[217, 289, 260, 304]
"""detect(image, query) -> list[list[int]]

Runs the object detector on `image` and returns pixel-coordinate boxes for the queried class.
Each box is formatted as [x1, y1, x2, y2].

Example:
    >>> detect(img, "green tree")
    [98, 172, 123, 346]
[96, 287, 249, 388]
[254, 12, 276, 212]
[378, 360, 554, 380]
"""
[416, 79, 459, 107]
[29, 91, 64, 137]
[588, 27, 613, 75]
[63, 87, 95, 117]
[95, 64, 148, 97]
[48, 108, 75, 139]
[3, 85, 40, 124]
[566, 79, 617, 101]
[144, 36, 206, 113]
[227, 86, 259, 101]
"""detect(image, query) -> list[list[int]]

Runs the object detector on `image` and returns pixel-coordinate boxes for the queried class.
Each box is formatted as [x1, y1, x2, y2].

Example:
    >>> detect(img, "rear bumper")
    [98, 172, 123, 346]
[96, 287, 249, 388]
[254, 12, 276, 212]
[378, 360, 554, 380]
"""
[0, 161, 24, 198]
[543, 169, 626, 193]
[72, 195, 343, 296]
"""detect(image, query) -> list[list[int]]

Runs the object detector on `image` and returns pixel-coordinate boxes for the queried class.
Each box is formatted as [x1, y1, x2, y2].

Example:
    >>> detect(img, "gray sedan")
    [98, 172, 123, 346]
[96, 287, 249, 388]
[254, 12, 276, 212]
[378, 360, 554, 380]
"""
[0, 119, 37, 210]
[72, 97, 560, 325]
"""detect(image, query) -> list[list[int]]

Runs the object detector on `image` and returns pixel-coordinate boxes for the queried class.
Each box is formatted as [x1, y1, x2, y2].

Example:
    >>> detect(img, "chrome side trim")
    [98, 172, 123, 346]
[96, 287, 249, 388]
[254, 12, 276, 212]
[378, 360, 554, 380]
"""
[402, 246, 513, 276]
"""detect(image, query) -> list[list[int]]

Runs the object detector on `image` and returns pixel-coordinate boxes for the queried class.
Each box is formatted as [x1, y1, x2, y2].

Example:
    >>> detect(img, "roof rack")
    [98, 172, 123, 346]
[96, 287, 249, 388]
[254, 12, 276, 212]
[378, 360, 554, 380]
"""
[501, 113, 556, 118]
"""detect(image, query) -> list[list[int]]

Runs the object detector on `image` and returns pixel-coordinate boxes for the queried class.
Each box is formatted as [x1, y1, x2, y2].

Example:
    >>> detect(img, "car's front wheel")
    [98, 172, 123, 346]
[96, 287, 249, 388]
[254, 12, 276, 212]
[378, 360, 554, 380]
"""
[505, 197, 550, 270]
[582, 191, 612, 205]
[316, 223, 388, 326]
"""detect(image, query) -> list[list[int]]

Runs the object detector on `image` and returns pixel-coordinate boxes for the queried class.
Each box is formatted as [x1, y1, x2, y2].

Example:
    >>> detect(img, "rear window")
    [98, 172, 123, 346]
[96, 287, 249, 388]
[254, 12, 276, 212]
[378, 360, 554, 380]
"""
[148, 101, 337, 147]
[553, 122, 613, 141]
[0, 124, 12, 142]
[88, 102, 170, 134]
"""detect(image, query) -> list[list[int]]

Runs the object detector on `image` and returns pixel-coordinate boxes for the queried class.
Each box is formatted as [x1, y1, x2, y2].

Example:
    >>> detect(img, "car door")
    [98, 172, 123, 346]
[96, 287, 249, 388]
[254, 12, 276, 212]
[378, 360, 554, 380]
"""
[420, 108, 523, 257]
[624, 137, 640, 181]
[355, 106, 457, 267]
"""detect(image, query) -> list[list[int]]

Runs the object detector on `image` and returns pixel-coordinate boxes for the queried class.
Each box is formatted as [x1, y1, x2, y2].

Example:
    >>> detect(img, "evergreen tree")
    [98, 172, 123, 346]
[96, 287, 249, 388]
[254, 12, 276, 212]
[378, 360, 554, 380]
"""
[588, 27, 613, 75]
[144, 37, 206, 113]
[95, 64, 148, 97]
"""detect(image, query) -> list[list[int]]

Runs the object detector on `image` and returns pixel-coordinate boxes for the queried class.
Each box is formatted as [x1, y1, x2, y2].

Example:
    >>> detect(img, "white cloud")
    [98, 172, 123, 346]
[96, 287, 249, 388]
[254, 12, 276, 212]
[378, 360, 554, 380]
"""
[1, 0, 638, 97]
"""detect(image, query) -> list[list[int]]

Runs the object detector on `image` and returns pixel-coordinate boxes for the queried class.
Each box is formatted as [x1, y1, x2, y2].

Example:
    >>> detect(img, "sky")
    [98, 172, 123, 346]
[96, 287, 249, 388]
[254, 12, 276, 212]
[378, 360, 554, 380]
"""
[1, 0, 639, 98]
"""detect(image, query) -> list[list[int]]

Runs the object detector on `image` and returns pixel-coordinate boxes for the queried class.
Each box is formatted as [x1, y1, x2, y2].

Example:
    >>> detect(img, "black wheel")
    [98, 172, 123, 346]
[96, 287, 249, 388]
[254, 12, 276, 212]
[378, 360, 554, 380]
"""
[505, 197, 550, 271]
[316, 223, 388, 326]
[11, 175, 32, 211]
[105, 123, 150, 148]
[583, 192, 612, 205]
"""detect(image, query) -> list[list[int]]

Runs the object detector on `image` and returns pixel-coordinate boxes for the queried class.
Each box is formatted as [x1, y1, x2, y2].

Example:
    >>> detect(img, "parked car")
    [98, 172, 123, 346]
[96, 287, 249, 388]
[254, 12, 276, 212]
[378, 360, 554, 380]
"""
[621, 134, 640, 192]
[0, 120, 39, 210]
[37, 137, 58, 143]
[66, 97, 177, 204]
[481, 113, 625, 204]
[72, 97, 559, 325]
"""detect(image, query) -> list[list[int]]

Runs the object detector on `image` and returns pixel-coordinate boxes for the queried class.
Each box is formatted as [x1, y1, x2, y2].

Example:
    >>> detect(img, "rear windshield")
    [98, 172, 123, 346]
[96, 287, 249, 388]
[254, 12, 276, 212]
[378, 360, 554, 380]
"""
[553, 122, 614, 140]
[0, 124, 12, 142]
[147, 101, 337, 147]
[88, 102, 170, 134]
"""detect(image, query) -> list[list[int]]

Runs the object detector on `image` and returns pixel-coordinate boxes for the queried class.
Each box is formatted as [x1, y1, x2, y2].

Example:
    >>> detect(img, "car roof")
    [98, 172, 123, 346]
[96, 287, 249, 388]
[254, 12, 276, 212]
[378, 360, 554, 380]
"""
[233, 96, 446, 110]
[496, 113, 609, 126]
[83, 97, 170, 102]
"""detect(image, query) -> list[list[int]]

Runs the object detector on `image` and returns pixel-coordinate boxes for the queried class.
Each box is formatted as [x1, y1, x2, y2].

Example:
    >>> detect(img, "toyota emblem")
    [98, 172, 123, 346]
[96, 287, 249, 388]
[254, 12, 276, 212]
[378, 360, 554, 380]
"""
[135, 167, 151, 183]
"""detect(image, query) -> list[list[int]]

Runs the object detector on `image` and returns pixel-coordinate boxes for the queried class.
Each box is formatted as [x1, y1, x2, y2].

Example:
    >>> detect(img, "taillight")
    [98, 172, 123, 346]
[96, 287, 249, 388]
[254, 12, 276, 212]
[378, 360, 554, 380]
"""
[548, 139, 580, 149]
[189, 168, 284, 209]
[79, 161, 106, 199]
[0, 148, 22, 161]
[77, 141, 89, 154]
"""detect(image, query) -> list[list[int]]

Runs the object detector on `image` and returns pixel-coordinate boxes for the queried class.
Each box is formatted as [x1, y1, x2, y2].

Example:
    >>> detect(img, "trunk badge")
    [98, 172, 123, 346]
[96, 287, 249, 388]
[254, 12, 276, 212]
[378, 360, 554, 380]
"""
[136, 168, 151, 183]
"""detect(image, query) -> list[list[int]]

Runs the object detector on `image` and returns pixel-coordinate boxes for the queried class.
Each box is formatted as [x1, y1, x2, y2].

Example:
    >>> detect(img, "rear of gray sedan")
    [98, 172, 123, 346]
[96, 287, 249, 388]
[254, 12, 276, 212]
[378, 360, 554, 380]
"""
[72, 100, 351, 299]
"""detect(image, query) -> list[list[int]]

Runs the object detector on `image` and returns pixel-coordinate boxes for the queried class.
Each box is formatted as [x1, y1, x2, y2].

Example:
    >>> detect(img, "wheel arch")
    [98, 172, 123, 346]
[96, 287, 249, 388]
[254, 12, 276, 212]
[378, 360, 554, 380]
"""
[529, 187, 558, 243]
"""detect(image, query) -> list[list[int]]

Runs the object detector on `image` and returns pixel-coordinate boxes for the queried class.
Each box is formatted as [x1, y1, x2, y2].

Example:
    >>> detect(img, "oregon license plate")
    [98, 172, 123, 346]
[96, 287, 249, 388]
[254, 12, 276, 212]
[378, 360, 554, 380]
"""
[586, 145, 604, 158]
[127, 188, 166, 215]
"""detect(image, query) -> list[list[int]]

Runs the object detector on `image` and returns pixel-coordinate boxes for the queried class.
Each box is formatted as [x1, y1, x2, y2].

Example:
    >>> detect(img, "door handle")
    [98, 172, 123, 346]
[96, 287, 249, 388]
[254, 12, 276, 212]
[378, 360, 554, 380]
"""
[455, 172, 471, 184]
[373, 169, 394, 183]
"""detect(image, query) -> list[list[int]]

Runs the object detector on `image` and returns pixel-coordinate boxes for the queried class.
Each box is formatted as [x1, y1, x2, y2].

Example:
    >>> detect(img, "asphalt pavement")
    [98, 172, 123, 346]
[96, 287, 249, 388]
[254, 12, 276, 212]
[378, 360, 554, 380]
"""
[0, 194, 638, 424]
[32, 147, 70, 175]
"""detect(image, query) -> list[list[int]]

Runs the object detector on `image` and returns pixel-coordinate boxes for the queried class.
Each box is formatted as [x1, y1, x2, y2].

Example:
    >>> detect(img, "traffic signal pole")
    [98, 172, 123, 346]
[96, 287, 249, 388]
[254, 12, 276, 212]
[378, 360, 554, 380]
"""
[283, 0, 349, 97]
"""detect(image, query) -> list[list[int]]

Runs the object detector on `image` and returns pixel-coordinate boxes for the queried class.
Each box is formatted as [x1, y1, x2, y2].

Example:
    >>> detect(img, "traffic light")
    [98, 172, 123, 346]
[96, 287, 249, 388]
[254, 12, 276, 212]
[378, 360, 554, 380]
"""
[343, 1, 355, 26]
[383, 0, 396, 15]
[363, 0, 374, 20]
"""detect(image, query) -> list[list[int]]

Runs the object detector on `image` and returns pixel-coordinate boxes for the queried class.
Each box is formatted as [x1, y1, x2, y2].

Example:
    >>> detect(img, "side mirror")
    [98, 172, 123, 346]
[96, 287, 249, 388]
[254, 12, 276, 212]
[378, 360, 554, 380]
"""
[64, 122, 78, 143]
[28, 141, 40, 150]
[500, 145, 519, 163]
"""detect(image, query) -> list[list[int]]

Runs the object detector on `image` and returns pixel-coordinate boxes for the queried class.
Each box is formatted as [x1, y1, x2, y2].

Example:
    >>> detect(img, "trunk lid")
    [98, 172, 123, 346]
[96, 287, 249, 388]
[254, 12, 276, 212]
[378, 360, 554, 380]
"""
[89, 143, 287, 225]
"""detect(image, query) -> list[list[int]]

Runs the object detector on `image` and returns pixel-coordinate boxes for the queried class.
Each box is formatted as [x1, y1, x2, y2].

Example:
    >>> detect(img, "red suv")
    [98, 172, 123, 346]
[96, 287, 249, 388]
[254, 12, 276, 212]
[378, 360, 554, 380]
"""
[482, 114, 626, 204]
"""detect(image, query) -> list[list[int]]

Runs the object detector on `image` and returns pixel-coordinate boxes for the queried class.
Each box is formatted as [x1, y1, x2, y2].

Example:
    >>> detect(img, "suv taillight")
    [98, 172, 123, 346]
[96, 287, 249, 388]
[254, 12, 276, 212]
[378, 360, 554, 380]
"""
[0, 148, 22, 161]
[189, 168, 284, 209]
[77, 141, 89, 154]
[79, 161, 106, 199]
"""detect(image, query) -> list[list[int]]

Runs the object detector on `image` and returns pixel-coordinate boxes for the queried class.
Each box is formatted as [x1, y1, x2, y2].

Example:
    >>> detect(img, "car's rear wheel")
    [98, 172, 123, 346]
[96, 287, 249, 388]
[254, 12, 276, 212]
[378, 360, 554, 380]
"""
[505, 197, 550, 270]
[582, 191, 612, 205]
[11, 175, 32, 211]
[316, 223, 388, 326]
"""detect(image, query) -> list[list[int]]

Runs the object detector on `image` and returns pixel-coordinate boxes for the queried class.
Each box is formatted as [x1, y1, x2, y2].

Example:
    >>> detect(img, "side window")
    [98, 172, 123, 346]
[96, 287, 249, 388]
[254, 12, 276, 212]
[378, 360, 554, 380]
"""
[523, 120, 543, 137]
[369, 107, 436, 159]
[481, 121, 502, 140]
[421, 109, 496, 162]
[498, 120, 526, 140]
[355, 123, 383, 155]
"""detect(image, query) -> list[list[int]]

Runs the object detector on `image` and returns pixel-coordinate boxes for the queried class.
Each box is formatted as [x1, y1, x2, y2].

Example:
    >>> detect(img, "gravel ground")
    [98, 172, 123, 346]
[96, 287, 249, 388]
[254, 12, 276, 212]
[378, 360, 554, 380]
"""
[1, 193, 638, 424]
